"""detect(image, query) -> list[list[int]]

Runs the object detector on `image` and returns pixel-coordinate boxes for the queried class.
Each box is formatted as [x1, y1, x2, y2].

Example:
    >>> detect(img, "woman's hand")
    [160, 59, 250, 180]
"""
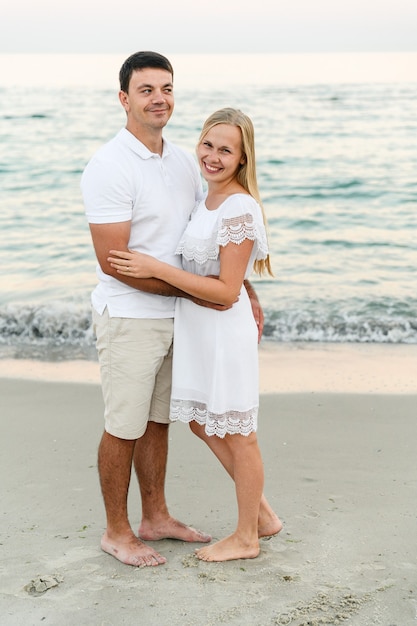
[107, 249, 158, 279]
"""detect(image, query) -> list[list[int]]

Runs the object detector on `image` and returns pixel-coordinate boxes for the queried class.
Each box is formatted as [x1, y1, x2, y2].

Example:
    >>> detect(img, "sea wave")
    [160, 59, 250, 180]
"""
[1, 300, 416, 362]
[264, 306, 417, 344]
[0, 303, 96, 361]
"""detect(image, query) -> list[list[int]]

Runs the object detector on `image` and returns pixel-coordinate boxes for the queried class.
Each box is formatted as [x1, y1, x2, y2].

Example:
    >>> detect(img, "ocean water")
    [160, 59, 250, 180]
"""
[1, 53, 416, 361]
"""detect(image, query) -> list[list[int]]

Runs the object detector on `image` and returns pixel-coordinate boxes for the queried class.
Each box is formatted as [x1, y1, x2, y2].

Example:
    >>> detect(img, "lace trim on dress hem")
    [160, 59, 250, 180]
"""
[170, 398, 258, 438]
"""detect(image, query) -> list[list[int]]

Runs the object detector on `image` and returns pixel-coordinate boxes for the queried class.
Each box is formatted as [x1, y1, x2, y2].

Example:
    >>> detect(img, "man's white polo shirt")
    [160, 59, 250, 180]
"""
[81, 128, 203, 318]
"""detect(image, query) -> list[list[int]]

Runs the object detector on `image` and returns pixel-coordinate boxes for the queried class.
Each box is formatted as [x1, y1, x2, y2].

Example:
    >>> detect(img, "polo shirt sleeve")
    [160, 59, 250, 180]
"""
[81, 155, 134, 225]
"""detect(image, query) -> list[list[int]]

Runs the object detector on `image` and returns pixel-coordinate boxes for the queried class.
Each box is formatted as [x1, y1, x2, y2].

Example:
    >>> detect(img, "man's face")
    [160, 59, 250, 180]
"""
[119, 68, 174, 131]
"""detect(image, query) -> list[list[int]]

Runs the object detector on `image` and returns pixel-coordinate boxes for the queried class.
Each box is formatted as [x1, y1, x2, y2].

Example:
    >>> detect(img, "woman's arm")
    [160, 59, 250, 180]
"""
[108, 238, 254, 307]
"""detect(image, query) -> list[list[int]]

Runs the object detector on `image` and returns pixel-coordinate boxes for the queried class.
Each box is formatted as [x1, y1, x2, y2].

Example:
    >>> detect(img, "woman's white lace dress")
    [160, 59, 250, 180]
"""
[170, 193, 269, 438]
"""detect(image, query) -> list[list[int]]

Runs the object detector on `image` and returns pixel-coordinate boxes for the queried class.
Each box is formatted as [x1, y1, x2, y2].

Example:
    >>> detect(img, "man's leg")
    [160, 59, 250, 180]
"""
[93, 311, 169, 566]
[133, 421, 211, 543]
[98, 430, 166, 567]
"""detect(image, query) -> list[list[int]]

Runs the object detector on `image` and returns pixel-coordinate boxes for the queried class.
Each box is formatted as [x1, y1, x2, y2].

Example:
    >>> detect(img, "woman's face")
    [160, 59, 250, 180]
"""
[197, 124, 244, 184]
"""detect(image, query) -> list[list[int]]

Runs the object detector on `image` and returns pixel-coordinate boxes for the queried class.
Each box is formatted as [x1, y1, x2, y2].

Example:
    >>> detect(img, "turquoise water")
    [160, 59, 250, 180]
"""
[1, 54, 416, 359]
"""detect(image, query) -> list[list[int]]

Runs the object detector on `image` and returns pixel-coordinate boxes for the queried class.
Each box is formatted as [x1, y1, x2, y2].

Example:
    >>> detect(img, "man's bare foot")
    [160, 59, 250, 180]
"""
[195, 533, 260, 562]
[258, 513, 283, 538]
[101, 531, 166, 567]
[139, 516, 211, 543]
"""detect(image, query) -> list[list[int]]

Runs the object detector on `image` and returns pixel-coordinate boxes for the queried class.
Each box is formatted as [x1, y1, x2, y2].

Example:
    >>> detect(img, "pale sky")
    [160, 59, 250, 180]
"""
[1, 0, 416, 53]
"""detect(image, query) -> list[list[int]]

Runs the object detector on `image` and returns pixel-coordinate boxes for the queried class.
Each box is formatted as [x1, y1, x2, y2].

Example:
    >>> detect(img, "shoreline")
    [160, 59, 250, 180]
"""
[1, 341, 416, 393]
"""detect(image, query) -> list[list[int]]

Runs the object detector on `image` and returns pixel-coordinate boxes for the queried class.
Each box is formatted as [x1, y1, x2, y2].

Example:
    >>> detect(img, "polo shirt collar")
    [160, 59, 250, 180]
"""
[119, 128, 172, 160]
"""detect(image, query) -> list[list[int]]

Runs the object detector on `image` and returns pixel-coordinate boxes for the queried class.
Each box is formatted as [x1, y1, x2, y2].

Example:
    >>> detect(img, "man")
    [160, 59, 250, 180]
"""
[81, 51, 264, 567]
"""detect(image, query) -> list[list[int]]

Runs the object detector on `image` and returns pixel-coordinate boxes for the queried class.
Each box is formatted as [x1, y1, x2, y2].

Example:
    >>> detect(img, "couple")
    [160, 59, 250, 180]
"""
[81, 51, 281, 566]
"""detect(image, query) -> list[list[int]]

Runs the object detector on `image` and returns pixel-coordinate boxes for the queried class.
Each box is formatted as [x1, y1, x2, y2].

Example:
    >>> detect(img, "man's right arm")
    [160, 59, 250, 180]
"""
[89, 222, 186, 297]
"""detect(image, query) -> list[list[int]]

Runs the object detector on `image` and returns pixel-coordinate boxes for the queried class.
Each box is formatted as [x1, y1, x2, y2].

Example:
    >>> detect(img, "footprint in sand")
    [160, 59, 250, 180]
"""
[24, 574, 64, 596]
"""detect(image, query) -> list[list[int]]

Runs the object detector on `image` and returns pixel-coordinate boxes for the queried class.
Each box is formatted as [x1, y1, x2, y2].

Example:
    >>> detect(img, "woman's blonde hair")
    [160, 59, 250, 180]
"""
[198, 107, 273, 276]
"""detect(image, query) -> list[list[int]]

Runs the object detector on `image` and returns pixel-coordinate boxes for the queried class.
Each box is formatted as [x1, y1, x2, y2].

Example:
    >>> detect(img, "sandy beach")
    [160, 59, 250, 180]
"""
[1, 343, 416, 625]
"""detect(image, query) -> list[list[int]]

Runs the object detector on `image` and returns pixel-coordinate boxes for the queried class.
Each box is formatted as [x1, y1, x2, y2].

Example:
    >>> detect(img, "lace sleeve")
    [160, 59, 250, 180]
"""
[216, 212, 269, 259]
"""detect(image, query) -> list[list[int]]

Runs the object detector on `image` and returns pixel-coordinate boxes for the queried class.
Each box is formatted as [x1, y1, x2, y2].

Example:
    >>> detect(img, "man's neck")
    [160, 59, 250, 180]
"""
[125, 123, 164, 156]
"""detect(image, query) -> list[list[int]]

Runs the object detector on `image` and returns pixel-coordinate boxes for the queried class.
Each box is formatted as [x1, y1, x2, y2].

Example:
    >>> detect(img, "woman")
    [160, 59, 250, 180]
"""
[108, 108, 282, 562]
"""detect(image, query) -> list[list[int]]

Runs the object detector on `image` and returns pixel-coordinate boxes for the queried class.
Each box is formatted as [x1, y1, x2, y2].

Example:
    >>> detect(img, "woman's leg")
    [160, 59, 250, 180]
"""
[196, 432, 264, 562]
[190, 422, 282, 538]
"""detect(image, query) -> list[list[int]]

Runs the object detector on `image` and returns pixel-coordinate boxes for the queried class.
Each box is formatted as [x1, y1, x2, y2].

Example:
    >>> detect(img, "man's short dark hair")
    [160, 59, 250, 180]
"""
[119, 51, 174, 92]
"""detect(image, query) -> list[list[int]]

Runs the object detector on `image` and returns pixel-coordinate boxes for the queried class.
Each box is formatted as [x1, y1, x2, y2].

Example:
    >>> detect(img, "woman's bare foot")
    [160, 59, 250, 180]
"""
[195, 533, 260, 562]
[139, 516, 212, 543]
[101, 531, 166, 567]
[258, 496, 283, 538]
[258, 513, 283, 538]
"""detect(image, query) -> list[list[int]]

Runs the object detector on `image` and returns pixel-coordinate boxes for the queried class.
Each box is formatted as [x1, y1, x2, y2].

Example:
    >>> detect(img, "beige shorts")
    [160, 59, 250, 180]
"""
[92, 308, 174, 439]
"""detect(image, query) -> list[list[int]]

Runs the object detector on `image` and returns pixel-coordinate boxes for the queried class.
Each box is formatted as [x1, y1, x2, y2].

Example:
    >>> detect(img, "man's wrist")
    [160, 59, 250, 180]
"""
[244, 279, 258, 301]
